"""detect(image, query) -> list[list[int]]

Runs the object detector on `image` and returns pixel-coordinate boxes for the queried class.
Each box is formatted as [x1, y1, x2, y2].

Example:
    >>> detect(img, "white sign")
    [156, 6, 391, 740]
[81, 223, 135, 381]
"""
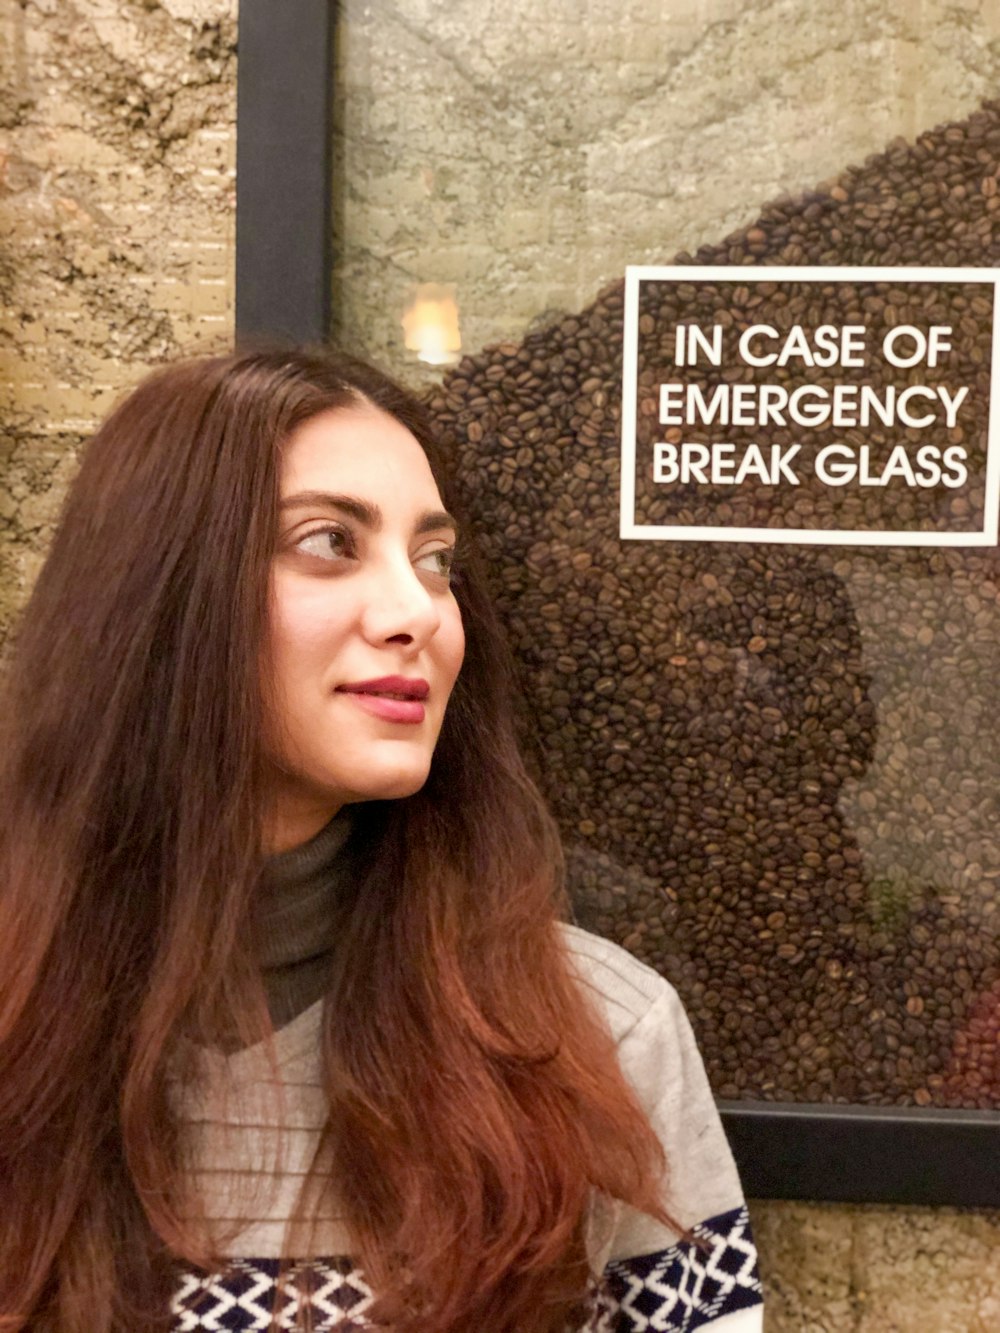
[620, 266, 1000, 547]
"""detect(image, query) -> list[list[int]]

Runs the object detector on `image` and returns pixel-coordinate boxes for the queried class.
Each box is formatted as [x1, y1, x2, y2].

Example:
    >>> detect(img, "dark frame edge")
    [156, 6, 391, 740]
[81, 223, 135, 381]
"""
[235, 0, 335, 345]
[720, 1100, 1000, 1207]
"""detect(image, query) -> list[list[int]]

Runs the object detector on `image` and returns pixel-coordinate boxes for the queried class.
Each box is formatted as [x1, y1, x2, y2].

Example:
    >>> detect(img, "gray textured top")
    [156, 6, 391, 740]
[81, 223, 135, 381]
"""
[175, 924, 752, 1270]
[254, 809, 356, 1030]
[174, 821, 763, 1328]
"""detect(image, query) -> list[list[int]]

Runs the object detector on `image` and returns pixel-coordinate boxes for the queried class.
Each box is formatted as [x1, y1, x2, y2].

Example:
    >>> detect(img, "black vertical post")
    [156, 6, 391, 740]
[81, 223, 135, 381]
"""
[235, 0, 334, 344]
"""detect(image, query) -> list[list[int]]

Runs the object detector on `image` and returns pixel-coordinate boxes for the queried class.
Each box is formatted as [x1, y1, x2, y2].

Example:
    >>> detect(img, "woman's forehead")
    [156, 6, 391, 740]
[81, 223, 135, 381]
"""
[279, 404, 443, 505]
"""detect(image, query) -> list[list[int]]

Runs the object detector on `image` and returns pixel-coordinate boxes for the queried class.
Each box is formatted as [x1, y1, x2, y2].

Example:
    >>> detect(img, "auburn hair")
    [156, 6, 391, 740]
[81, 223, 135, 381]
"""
[0, 349, 671, 1332]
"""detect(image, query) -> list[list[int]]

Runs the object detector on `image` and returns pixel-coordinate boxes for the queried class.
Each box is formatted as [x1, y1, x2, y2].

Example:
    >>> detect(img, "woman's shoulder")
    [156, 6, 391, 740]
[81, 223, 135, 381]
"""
[560, 921, 721, 1138]
[560, 922, 687, 1048]
[562, 926, 764, 1328]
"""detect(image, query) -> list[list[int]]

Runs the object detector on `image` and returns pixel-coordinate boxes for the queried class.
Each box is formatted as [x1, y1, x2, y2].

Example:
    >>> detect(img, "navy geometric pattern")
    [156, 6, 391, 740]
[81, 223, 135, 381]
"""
[170, 1209, 761, 1331]
[605, 1206, 763, 1332]
[171, 1257, 375, 1331]
[172, 1259, 625, 1332]
[172, 1258, 620, 1331]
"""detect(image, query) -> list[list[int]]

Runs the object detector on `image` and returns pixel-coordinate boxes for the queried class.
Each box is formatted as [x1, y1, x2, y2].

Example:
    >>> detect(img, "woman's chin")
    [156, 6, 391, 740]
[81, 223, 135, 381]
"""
[336, 759, 433, 805]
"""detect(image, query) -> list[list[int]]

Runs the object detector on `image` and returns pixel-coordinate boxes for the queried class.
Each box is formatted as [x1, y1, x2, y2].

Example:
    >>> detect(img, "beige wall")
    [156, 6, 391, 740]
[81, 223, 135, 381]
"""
[1, 2, 998, 1329]
[0, 0, 237, 649]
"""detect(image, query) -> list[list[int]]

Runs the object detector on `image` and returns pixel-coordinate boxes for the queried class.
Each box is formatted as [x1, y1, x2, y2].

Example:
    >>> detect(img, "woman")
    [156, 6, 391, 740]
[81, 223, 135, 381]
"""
[0, 349, 763, 1332]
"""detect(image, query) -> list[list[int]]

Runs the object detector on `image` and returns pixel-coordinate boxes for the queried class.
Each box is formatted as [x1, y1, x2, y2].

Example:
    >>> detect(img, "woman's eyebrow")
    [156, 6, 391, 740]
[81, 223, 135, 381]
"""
[279, 491, 380, 526]
[279, 491, 458, 536]
[414, 509, 459, 537]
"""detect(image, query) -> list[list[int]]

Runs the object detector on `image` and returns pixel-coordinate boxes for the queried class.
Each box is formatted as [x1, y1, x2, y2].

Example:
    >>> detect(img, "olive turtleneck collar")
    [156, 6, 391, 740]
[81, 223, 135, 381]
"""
[254, 808, 356, 1030]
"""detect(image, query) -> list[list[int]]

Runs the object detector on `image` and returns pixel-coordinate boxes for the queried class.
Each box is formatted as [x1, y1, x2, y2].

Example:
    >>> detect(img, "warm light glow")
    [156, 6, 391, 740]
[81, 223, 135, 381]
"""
[402, 284, 462, 366]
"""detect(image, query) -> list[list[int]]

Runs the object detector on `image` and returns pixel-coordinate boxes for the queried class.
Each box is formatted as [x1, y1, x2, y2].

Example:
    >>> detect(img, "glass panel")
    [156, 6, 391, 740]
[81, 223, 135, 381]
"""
[333, 1, 1000, 1111]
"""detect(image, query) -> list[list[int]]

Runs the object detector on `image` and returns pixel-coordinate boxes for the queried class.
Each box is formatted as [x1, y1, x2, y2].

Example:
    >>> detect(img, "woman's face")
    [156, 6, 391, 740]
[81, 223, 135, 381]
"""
[261, 400, 466, 853]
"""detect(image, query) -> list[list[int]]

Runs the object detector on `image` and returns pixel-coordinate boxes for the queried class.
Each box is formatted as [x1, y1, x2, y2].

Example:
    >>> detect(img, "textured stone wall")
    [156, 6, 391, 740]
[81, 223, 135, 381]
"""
[758, 1200, 1000, 1331]
[2, 1, 999, 1329]
[0, 0, 237, 651]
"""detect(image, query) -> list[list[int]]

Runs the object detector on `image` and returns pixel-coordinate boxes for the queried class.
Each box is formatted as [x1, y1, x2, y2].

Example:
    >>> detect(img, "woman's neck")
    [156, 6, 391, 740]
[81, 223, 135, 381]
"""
[253, 807, 357, 1030]
[260, 796, 345, 857]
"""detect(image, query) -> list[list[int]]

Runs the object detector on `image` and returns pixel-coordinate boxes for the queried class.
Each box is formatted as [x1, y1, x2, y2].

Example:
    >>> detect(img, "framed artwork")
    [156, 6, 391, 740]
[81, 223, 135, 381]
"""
[234, 0, 1000, 1206]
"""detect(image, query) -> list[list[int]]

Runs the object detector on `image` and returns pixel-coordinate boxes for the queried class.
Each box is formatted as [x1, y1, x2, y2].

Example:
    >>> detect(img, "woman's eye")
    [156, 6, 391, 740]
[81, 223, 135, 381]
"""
[295, 525, 354, 562]
[414, 547, 456, 581]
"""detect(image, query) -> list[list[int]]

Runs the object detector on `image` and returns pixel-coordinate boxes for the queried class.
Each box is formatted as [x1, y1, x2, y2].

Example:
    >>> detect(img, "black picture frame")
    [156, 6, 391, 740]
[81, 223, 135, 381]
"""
[235, 0, 333, 345]
[233, 0, 1000, 1207]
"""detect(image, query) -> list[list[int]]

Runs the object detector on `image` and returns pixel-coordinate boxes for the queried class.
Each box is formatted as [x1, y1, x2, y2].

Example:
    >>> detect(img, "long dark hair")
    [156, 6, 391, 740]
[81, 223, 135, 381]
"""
[0, 349, 670, 1332]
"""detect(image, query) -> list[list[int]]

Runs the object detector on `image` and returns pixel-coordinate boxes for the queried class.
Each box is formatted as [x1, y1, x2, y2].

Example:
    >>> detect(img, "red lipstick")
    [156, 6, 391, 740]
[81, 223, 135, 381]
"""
[336, 676, 429, 724]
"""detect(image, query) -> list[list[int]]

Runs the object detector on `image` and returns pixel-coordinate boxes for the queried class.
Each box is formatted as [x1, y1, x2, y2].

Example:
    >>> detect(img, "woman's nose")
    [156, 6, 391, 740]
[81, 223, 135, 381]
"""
[360, 560, 441, 648]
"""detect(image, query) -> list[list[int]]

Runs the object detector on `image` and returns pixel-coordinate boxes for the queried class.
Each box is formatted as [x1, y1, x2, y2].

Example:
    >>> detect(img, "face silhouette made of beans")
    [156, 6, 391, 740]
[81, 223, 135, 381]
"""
[261, 400, 466, 853]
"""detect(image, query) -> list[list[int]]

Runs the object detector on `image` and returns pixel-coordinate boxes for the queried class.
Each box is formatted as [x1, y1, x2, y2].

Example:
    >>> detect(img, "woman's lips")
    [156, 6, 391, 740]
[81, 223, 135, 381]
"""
[336, 676, 429, 725]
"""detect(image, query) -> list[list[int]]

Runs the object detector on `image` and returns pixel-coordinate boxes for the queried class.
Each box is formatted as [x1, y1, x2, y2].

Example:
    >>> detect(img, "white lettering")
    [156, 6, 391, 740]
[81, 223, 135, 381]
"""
[654, 381, 969, 430]
[677, 324, 723, 367]
[757, 385, 789, 426]
[927, 326, 953, 369]
[652, 442, 803, 486]
[914, 445, 943, 488]
[879, 445, 919, 486]
[776, 325, 816, 368]
[688, 383, 731, 426]
[730, 385, 758, 427]
[711, 444, 737, 483]
[653, 442, 679, 483]
[682, 444, 712, 483]
[896, 386, 937, 429]
[739, 325, 779, 367]
[938, 385, 969, 429]
[738, 323, 869, 369]
[841, 325, 867, 367]
[942, 445, 969, 488]
[659, 383, 686, 425]
[815, 444, 857, 486]
[883, 324, 927, 368]
[789, 385, 831, 427]
[733, 444, 772, 484]
[858, 385, 895, 429]
[773, 444, 802, 484]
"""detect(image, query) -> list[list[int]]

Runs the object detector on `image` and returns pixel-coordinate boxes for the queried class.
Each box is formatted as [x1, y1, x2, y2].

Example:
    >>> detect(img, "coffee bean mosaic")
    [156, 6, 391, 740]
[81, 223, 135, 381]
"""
[428, 101, 1000, 1109]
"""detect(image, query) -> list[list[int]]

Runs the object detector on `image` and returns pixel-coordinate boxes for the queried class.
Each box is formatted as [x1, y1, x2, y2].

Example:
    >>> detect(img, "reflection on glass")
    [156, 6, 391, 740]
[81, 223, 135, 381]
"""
[402, 284, 462, 367]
